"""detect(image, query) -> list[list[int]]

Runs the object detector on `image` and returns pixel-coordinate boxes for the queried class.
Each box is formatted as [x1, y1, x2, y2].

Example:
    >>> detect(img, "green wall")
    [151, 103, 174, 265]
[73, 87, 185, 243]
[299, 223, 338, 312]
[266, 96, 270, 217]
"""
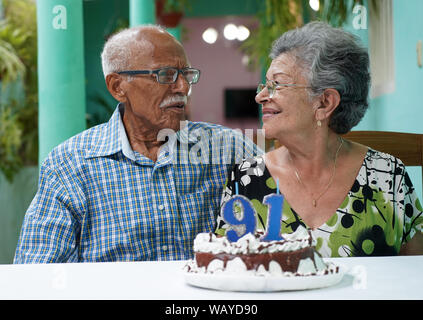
[353, 0, 423, 198]
[382, 0, 423, 198]
[0, 167, 38, 263]
[371, 0, 423, 133]
[185, 0, 261, 17]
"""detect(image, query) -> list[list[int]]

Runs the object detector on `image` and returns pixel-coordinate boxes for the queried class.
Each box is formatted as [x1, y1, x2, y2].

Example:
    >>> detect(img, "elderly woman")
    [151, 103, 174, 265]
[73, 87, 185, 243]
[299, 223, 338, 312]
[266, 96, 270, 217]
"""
[215, 21, 423, 257]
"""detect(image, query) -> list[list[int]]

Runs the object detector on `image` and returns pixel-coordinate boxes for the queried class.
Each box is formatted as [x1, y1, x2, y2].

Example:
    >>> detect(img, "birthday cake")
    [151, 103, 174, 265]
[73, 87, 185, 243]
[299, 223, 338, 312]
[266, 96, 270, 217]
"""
[185, 227, 339, 277]
[184, 194, 343, 291]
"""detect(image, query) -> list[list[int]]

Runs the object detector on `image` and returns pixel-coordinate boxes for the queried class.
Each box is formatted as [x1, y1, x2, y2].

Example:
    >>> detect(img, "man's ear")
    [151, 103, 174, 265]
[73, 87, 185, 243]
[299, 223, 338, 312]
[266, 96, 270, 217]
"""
[105, 73, 126, 103]
[315, 88, 341, 122]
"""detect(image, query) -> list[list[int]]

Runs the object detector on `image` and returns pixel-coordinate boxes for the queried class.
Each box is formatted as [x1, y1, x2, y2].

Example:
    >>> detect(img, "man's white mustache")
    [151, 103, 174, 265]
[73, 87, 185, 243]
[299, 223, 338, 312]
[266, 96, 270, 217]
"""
[159, 95, 188, 108]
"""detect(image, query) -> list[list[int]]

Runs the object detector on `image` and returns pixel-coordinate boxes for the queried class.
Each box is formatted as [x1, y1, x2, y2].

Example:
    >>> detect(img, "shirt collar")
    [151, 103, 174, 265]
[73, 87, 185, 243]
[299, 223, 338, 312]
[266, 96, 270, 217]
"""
[118, 105, 136, 161]
[85, 103, 182, 161]
[85, 102, 209, 162]
[85, 104, 122, 159]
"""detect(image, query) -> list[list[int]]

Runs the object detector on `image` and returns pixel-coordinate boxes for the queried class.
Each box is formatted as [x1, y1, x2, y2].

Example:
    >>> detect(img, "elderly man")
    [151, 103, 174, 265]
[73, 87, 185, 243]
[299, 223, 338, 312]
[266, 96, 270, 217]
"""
[14, 25, 260, 263]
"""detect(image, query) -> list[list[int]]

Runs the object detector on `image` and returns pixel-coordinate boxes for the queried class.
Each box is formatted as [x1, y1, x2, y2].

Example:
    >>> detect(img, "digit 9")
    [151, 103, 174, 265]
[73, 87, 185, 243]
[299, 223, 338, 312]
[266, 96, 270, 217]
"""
[222, 193, 285, 242]
[222, 195, 256, 242]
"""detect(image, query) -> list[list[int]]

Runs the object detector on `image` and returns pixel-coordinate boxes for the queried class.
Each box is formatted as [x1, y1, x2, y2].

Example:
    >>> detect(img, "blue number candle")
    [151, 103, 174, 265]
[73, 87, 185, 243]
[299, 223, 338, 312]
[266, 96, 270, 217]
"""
[276, 178, 280, 194]
[222, 195, 256, 242]
[260, 193, 284, 241]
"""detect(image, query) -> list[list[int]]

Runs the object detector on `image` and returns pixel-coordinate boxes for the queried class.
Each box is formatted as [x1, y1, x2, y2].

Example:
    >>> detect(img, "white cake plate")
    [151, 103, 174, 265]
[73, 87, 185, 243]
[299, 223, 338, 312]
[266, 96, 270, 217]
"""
[184, 264, 346, 292]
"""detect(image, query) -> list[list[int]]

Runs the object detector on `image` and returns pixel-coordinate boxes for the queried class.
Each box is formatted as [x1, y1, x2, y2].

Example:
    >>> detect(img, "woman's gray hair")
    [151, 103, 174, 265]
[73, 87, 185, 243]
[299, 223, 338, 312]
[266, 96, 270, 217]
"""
[270, 21, 370, 134]
[100, 24, 167, 79]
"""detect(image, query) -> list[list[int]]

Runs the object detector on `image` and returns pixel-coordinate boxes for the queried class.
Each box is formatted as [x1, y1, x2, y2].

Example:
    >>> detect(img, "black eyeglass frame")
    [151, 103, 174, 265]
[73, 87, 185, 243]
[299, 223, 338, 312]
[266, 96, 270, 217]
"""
[117, 67, 201, 84]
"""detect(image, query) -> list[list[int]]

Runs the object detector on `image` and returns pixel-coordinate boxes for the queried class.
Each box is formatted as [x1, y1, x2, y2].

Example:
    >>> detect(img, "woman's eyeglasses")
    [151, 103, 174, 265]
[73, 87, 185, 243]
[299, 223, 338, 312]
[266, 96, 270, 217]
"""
[257, 80, 310, 98]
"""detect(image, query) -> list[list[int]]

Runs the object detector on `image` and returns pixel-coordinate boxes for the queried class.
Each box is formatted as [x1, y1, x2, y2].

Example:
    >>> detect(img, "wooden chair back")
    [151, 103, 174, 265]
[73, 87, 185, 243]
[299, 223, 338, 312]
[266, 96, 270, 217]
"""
[252, 130, 423, 183]
[343, 130, 423, 183]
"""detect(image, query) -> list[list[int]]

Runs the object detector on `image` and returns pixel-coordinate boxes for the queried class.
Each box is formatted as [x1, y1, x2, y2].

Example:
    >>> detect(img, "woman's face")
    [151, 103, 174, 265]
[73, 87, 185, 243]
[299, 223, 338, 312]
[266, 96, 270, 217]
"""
[256, 53, 318, 140]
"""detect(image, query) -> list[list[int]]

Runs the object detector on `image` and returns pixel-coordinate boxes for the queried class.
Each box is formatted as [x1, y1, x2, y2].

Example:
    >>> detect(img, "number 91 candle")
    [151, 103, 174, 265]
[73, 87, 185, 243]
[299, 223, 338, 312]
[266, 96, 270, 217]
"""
[222, 182, 284, 242]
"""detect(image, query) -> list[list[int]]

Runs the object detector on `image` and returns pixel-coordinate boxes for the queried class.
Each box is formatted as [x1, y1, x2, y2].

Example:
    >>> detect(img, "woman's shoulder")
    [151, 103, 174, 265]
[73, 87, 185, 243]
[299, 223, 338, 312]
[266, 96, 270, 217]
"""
[355, 148, 410, 194]
[364, 148, 406, 171]
[230, 155, 270, 188]
[233, 155, 266, 175]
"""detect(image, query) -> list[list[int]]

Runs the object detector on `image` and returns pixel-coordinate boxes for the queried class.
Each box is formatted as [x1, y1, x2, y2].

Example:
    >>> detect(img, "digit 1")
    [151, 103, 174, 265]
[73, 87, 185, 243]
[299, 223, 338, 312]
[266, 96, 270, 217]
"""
[222, 195, 256, 242]
[260, 193, 284, 241]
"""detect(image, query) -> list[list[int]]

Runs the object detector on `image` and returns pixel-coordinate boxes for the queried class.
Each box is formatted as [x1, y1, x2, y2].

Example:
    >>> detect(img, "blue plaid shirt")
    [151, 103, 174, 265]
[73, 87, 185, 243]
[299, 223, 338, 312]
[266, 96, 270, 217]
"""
[14, 105, 260, 263]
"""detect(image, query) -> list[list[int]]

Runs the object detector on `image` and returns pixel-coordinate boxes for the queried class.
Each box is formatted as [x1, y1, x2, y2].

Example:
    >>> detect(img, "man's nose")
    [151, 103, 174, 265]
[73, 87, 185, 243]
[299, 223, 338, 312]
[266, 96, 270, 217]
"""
[171, 72, 190, 94]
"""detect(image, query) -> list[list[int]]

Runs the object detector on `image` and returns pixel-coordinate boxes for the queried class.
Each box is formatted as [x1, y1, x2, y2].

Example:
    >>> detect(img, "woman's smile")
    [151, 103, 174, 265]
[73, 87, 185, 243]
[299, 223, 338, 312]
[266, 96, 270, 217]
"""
[261, 107, 281, 120]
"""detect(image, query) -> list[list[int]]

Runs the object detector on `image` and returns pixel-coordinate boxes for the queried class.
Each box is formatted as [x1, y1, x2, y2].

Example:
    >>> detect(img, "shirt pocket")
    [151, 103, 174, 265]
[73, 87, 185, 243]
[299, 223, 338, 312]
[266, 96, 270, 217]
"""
[177, 185, 220, 248]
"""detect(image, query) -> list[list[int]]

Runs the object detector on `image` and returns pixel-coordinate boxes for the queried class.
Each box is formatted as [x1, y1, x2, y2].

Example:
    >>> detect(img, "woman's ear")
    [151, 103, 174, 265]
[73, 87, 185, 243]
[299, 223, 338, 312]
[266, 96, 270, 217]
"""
[315, 88, 341, 122]
[105, 73, 126, 103]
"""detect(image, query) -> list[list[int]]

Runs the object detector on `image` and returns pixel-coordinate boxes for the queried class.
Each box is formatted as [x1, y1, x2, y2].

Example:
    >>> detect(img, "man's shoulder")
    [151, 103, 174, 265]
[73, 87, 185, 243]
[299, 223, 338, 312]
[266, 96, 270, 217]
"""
[43, 122, 110, 168]
[186, 121, 246, 138]
[67, 122, 109, 146]
[185, 121, 262, 158]
[187, 121, 232, 131]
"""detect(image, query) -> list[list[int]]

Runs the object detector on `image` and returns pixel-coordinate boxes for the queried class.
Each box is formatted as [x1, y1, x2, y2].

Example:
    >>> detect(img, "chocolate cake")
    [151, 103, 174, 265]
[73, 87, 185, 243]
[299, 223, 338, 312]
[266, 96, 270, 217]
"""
[186, 227, 338, 277]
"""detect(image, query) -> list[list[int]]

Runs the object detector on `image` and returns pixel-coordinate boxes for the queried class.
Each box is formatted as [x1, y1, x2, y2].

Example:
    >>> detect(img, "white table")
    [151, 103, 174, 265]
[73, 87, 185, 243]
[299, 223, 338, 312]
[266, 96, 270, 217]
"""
[0, 256, 422, 300]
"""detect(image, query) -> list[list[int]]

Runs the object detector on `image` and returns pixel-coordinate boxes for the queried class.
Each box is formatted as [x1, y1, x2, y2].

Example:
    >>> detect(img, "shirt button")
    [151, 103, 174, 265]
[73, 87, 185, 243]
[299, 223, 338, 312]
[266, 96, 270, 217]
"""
[162, 245, 168, 251]
[158, 204, 164, 211]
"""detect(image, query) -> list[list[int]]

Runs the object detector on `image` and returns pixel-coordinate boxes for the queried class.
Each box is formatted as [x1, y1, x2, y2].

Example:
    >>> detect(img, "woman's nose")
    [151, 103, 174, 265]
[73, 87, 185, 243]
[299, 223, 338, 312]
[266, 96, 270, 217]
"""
[255, 87, 270, 105]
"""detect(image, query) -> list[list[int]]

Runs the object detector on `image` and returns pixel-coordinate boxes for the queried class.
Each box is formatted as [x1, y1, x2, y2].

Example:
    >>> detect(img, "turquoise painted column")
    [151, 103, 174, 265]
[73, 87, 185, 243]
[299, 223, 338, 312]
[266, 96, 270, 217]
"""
[167, 25, 181, 41]
[37, 0, 86, 164]
[129, 1, 181, 41]
[130, 0, 156, 26]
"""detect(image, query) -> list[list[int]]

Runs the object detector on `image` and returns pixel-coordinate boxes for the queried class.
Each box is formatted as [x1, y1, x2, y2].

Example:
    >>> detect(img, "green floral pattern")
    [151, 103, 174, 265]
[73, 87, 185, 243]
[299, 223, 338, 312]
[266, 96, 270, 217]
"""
[215, 149, 423, 257]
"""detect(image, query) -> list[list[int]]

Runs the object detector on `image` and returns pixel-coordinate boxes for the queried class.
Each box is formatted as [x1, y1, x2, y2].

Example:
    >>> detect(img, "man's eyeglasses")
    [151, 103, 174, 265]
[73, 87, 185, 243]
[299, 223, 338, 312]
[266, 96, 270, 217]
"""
[117, 67, 201, 84]
[257, 80, 310, 98]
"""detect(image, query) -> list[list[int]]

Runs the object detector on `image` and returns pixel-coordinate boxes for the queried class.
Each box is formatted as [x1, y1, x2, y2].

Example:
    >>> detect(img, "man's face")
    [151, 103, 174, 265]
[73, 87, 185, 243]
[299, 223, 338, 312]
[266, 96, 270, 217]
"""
[119, 29, 191, 135]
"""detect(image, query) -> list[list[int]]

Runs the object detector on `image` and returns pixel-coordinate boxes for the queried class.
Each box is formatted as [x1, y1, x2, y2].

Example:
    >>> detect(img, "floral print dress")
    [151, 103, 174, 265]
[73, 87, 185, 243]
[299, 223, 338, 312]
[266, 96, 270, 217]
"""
[215, 149, 423, 257]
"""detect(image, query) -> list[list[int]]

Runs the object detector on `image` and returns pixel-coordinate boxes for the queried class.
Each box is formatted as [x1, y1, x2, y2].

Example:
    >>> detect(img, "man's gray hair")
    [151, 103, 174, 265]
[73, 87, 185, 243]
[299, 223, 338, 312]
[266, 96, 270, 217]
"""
[100, 24, 167, 79]
[270, 21, 370, 134]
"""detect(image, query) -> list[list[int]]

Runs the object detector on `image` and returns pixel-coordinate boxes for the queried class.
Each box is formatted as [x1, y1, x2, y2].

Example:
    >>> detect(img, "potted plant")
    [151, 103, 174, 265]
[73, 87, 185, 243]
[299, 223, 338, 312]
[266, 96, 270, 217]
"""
[241, 0, 368, 71]
[155, 0, 192, 28]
